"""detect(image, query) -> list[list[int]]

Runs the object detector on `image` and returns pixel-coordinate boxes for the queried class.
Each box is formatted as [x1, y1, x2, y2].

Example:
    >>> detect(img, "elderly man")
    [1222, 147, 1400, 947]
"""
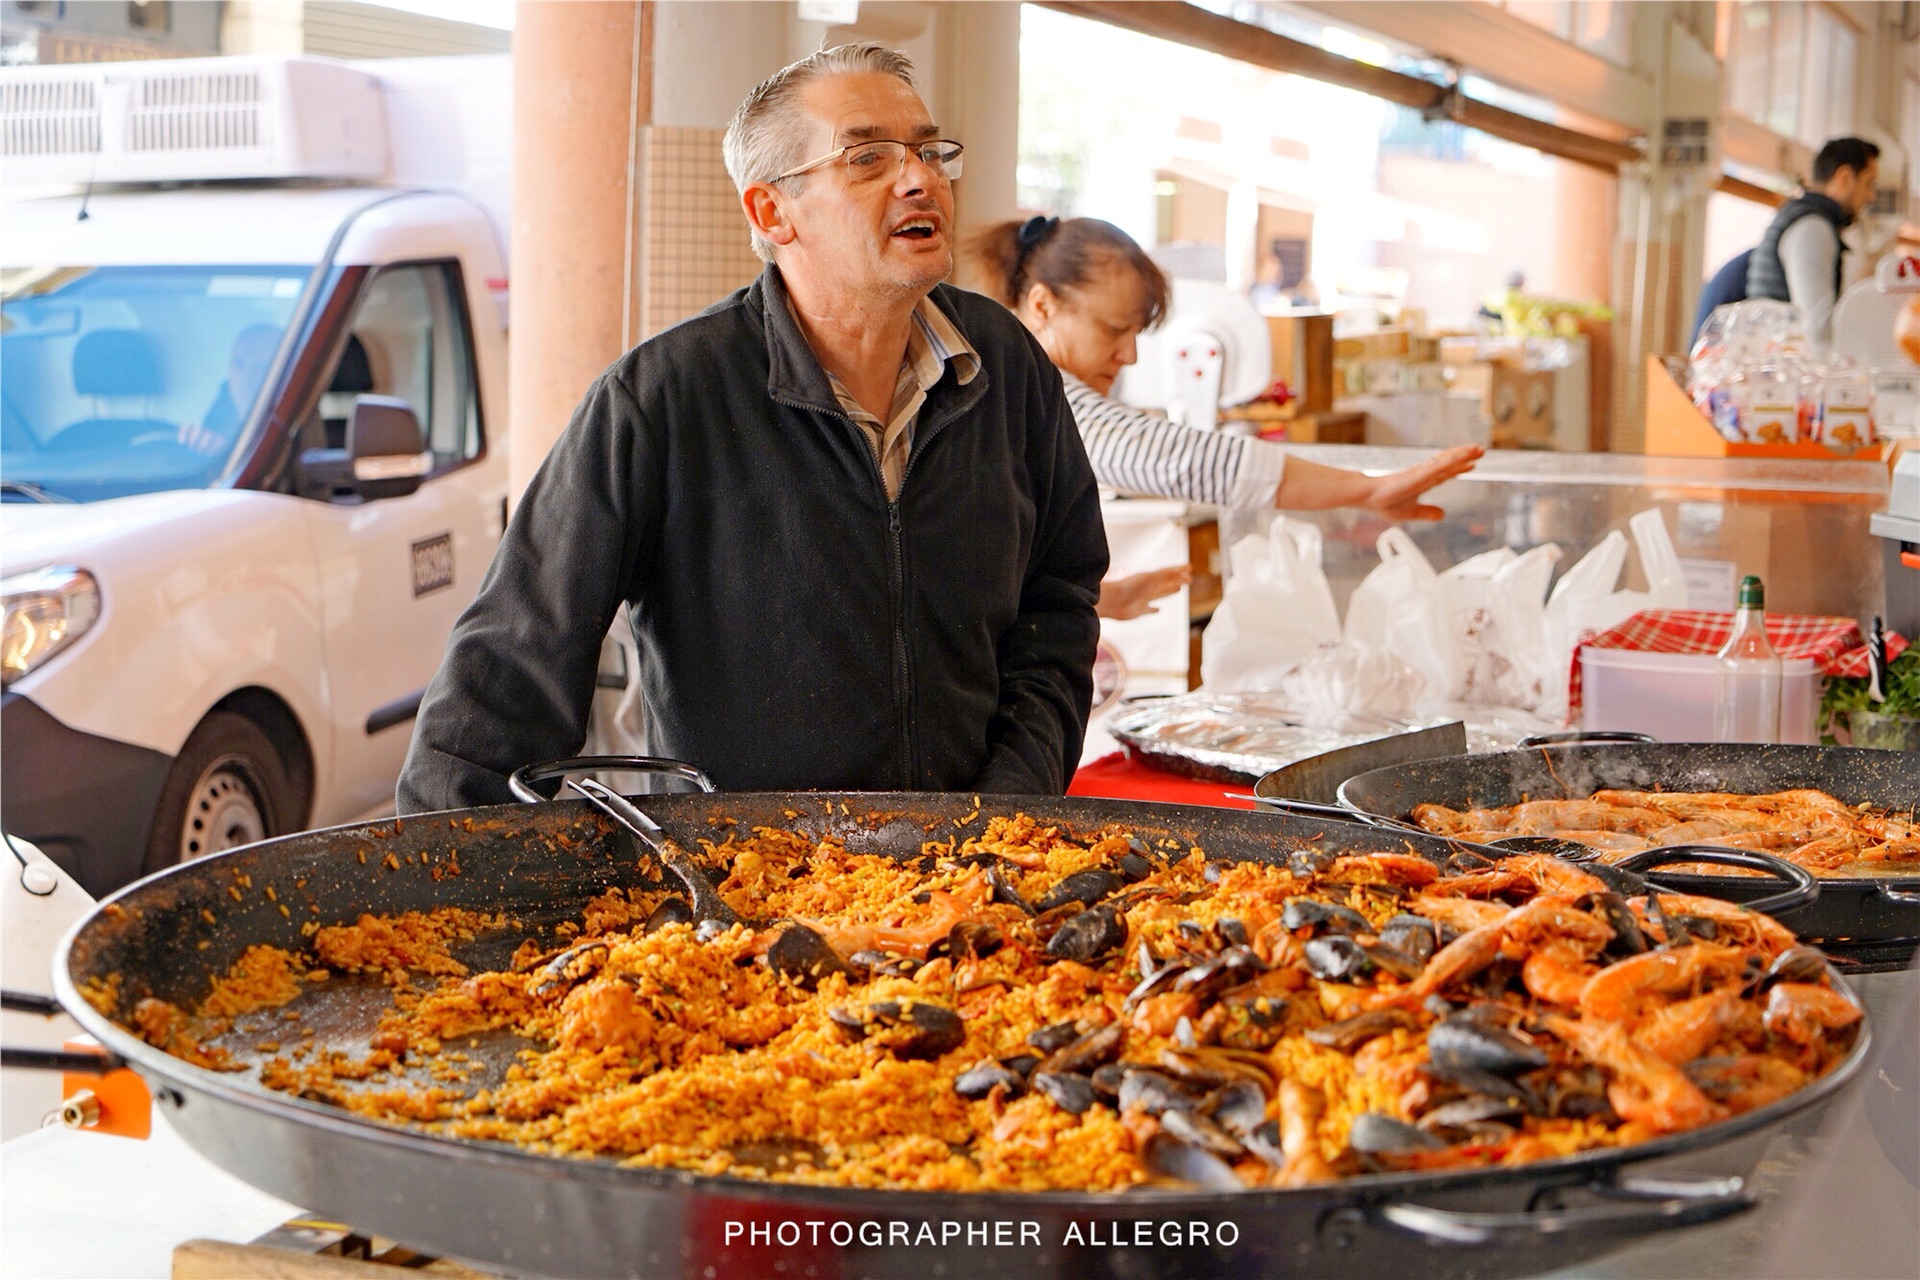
[397, 43, 1106, 812]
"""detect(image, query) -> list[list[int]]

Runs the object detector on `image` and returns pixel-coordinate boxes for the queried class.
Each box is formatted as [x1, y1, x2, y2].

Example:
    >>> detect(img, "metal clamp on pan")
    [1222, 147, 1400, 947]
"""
[506, 754, 717, 802]
[1252, 795, 1820, 920]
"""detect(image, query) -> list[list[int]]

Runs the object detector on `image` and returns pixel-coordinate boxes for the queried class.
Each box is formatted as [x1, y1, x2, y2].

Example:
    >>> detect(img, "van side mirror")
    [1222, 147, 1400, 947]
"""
[346, 395, 430, 499]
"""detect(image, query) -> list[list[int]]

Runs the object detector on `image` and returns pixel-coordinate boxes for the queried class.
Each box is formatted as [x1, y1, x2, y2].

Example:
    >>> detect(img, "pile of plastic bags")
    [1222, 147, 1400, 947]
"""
[1199, 510, 1686, 724]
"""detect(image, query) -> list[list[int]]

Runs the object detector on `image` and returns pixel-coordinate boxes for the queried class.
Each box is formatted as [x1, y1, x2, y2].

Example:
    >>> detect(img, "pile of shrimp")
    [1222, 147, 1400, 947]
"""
[1412, 789, 1920, 876]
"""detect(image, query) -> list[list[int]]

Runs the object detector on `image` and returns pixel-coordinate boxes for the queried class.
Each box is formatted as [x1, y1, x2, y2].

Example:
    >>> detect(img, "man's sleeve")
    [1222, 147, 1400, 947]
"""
[1779, 217, 1840, 347]
[971, 357, 1109, 794]
[396, 373, 651, 813]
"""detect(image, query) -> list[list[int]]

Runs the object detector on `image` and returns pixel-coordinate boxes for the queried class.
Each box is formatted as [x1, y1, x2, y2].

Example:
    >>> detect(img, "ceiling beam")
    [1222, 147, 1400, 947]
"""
[1036, 1, 1642, 174]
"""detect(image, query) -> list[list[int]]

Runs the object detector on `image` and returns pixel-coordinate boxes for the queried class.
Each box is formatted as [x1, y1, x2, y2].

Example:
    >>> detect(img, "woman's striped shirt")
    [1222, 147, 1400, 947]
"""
[1061, 372, 1285, 508]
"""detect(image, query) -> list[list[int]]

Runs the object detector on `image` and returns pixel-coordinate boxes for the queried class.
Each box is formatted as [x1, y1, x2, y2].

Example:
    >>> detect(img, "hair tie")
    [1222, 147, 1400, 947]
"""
[1016, 215, 1059, 254]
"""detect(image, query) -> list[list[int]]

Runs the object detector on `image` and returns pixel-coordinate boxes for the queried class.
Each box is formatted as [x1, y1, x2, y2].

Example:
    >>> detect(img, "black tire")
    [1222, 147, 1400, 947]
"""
[142, 711, 295, 875]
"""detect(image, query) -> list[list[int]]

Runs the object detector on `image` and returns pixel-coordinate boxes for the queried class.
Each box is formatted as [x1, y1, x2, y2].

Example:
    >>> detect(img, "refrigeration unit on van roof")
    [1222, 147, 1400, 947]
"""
[0, 56, 388, 187]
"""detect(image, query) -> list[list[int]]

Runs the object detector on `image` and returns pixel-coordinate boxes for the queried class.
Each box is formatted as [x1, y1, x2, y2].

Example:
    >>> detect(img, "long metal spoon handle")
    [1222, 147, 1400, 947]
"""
[566, 779, 743, 928]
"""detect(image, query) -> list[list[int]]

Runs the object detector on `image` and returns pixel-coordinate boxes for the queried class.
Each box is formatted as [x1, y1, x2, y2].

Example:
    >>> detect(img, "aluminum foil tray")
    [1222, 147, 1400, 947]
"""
[1107, 692, 1559, 784]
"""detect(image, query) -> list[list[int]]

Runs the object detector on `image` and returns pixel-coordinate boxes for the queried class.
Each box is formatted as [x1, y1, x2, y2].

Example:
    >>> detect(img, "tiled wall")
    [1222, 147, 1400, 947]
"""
[640, 125, 763, 339]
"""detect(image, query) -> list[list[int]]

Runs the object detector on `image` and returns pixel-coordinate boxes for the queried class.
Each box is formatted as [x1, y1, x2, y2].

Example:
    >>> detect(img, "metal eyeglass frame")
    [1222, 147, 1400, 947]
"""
[774, 138, 965, 183]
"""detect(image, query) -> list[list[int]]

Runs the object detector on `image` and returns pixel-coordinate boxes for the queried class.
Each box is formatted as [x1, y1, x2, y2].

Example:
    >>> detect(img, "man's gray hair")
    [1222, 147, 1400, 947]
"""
[723, 42, 917, 263]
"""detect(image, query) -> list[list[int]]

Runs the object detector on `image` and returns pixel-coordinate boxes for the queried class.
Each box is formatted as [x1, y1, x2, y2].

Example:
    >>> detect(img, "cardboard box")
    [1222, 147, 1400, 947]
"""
[1332, 327, 1411, 362]
[1489, 365, 1554, 448]
[1264, 313, 1333, 412]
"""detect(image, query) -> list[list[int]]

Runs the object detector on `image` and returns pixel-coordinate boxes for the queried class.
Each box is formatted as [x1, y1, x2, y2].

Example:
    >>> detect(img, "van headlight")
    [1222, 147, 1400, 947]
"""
[2, 566, 100, 688]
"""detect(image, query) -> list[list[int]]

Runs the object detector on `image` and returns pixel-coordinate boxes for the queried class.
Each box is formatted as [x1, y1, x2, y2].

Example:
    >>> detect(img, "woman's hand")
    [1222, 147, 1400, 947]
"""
[1097, 564, 1191, 620]
[1363, 444, 1483, 520]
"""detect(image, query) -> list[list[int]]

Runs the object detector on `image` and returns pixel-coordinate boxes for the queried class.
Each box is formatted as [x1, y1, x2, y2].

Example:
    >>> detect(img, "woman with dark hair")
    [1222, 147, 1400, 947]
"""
[964, 215, 1481, 520]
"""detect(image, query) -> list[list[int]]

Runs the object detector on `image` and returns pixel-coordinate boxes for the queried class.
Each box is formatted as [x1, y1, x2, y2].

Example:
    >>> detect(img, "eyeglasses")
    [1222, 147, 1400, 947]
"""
[775, 138, 964, 184]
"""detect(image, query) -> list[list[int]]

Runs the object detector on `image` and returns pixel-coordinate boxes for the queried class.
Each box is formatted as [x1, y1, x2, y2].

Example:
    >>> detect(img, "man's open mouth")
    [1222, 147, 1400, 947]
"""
[893, 219, 939, 240]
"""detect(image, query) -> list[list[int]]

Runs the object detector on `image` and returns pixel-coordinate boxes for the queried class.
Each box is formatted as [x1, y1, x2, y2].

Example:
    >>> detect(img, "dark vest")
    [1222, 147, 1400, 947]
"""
[1746, 191, 1850, 303]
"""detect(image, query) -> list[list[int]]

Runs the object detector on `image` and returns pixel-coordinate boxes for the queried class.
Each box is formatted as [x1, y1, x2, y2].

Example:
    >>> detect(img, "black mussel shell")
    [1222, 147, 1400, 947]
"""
[1040, 1023, 1124, 1077]
[1306, 1007, 1414, 1052]
[954, 1061, 1024, 1099]
[765, 923, 854, 989]
[643, 897, 694, 934]
[1428, 1016, 1549, 1078]
[1026, 1020, 1082, 1054]
[1035, 867, 1127, 913]
[1205, 1079, 1268, 1138]
[1031, 1071, 1099, 1115]
[1303, 934, 1371, 981]
[1284, 898, 1371, 934]
[1118, 1068, 1204, 1117]
[1174, 946, 1266, 1001]
[1161, 1107, 1245, 1158]
[1046, 904, 1127, 962]
[1349, 1112, 1448, 1153]
[1143, 1132, 1244, 1190]
[947, 919, 1005, 961]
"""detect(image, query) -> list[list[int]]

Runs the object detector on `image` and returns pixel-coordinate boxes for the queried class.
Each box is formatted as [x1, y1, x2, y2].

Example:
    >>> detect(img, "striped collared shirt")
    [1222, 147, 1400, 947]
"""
[818, 295, 981, 501]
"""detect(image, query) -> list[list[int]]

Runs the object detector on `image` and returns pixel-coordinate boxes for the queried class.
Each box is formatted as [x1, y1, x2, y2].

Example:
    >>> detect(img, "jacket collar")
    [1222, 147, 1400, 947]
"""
[1791, 189, 1853, 230]
[756, 264, 979, 415]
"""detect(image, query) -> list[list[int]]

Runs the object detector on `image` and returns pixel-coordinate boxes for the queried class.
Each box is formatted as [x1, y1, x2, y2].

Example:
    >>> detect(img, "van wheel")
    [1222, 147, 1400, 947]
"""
[143, 712, 293, 873]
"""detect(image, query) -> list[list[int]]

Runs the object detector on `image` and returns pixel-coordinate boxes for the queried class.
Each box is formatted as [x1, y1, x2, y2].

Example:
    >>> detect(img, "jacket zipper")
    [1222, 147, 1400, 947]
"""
[770, 390, 918, 786]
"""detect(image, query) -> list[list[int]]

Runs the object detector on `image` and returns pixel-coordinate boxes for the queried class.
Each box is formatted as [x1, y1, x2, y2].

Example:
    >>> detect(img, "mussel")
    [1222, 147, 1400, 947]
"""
[765, 923, 854, 989]
[1305, 1007, 1414, 1052]
[954, 1061, 1025, 1099]
[1761, 945, 1827, 987]
[987, 863, 1035, 916]
[1283, 898, 1372, 934]
[1594, 892, 1648, 958]
[531, 939, 609, 998]
[1205, 1078, 1268, 1139]
[847, 950, 919, 980]
[1302, 935, 1370, 981]
[1161, 1107, 1244, 1158]
[1038, 1023, 1124, 1077]
[1377, 914, 1437, 966]
[1031, 1071, 1099, 1115]
[1143, 1132, 1243, 1190]
[1034, 867, 1127, 913]
[1045, 903, 1127, 962]
[1026, 1020, 1083, 1054]
[1349, 1112, 1448, 1154]
[1117, 1067, 1204, 1117]
[828, 1000, 965, 1060]
[642, 897, 693, 934]
[947, 919, 1004, 961]
[1428, 1016, 1549, 1078]
[1173, 946, 1266, 1001]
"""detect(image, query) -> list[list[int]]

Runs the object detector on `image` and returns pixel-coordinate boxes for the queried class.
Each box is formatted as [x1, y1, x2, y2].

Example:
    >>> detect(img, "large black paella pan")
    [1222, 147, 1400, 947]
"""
[54, 786, 1871, 1280]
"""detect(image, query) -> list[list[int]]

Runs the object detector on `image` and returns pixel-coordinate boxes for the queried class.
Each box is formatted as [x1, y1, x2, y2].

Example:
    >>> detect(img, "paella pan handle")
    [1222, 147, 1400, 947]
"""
[1366, 1174, 1753, 1247]
[1516, 730, 1657, 748]
[1612, 845, 1820, 918]
[506, 755, 716, 804]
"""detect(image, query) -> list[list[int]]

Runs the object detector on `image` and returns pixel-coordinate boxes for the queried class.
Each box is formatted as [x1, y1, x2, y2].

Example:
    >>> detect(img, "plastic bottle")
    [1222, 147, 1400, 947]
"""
[1713, 575, 1781, 743]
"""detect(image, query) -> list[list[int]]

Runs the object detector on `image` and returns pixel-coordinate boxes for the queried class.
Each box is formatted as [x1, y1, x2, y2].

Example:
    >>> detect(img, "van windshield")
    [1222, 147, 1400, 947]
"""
[1, 264, 310, 503]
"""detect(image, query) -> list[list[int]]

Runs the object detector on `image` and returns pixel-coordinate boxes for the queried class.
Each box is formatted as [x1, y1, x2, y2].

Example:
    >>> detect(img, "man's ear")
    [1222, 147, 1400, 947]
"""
[742, 183, 798, 250]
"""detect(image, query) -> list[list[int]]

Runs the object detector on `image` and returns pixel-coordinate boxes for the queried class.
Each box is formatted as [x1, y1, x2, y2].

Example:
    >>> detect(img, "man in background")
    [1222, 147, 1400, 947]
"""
[1745, 136, 1881, 349]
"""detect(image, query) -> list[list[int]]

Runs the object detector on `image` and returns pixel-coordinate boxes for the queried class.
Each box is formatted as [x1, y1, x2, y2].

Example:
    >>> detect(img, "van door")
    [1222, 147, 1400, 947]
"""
[302, 259, 504, 821]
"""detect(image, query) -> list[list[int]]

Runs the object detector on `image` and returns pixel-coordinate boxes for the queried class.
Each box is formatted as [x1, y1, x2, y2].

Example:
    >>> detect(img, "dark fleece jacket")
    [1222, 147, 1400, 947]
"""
[398, 266, 1107, 812]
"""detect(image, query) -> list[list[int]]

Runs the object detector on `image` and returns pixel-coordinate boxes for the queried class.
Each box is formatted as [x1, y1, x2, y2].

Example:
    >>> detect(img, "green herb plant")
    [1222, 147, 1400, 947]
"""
[1819, 649, 1920, 744]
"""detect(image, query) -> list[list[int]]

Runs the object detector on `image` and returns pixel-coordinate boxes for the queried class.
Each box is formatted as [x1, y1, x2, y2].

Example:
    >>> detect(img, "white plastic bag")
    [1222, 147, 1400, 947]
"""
[1344, 527, 1456, 712]
[1276, 641, 1427, 722]
[1537, 510, 1686, 720]
[1485, 543, 1564, 708]
[1200, 518, 1343, 691]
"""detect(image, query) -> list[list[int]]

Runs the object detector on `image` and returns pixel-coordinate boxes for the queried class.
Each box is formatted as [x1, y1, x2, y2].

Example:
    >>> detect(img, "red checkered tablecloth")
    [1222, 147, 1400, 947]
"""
[1568, 610, 1910, 719]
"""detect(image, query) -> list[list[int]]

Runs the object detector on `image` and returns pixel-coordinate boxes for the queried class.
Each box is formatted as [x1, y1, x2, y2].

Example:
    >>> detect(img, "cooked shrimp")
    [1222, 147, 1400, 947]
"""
[1577, 942, 1754, 1022]
[1630, 892, 1797, 955]
[1382, 894, 1610, 1006]
[1547, 1015, 1726, 1134]
[1271, 1079, 1336, 1186]
[1632, 991, 1747, 1065]
[1521, 941, 1600, 1008]
[1762, 982, 1862, 1046]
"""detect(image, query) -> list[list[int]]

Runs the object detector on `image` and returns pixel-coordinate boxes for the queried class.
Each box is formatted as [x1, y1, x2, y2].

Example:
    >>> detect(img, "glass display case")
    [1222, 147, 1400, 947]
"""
[1206, 444, 1894, 627]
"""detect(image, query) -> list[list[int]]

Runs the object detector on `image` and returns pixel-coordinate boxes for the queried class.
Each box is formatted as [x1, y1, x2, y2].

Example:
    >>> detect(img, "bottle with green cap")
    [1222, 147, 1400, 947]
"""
[1713, 574, 1781, 742]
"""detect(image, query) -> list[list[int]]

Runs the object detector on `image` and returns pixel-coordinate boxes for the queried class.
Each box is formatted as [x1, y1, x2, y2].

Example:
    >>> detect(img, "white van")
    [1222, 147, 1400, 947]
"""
[1, 55, 511, 896]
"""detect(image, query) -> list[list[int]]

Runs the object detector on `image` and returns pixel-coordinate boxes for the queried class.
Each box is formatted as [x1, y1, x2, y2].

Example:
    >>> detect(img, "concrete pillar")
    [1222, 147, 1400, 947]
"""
[930, 0, 1021, 231]
[509, 0, 651, 502]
